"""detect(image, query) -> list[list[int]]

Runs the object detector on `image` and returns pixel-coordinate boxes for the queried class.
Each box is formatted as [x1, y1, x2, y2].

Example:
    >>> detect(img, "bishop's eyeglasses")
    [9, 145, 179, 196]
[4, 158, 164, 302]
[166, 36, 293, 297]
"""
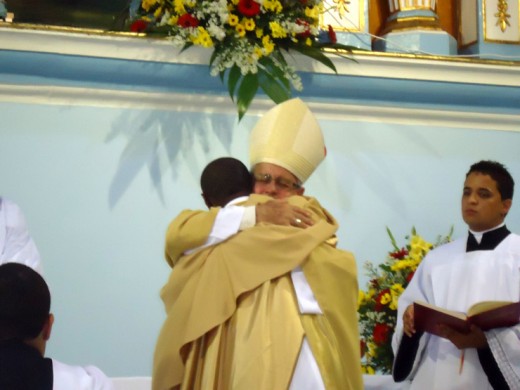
[253, 173, 302, 191]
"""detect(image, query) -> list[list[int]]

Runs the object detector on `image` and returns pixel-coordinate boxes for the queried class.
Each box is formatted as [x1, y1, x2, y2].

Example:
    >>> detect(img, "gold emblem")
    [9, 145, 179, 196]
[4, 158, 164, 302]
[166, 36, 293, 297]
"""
[332, 0, 351, 19]
[495, 0, 511, 32]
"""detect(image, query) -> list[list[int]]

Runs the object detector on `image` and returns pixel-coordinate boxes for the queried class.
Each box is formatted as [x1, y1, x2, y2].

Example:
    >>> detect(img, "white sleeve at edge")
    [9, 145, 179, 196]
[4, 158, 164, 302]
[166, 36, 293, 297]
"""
[487, 326, 520, 389]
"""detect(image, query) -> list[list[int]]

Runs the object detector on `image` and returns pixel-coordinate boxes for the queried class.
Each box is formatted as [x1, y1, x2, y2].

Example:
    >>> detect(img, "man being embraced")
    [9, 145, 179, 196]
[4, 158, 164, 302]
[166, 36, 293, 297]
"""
[153, 99, 362, 390]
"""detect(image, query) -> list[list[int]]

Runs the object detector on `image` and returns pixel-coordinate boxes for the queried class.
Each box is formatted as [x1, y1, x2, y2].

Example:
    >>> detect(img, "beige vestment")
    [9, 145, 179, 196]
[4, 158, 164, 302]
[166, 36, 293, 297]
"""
[153, 195, 362, 390]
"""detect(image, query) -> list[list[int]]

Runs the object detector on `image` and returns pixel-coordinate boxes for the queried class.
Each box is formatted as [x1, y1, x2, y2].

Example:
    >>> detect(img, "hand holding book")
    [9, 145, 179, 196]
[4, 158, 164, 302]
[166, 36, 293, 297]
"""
[413, 300, 520, 339]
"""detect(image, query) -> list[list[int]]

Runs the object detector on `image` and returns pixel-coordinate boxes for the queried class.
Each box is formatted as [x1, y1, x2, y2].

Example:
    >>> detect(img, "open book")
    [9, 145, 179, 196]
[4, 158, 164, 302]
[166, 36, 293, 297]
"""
[414, 300, 520, 338]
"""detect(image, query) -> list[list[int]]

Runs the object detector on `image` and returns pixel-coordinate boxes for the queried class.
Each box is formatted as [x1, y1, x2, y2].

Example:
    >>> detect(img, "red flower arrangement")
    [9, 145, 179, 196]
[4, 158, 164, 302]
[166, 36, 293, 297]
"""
[358, 227, 452, 374]
[130, 19, 148, 33]
[177, 14, 199, 28]
[131, 0, 355, 120]
[373, 323, 392, 345]
[237, 0, 261, 17]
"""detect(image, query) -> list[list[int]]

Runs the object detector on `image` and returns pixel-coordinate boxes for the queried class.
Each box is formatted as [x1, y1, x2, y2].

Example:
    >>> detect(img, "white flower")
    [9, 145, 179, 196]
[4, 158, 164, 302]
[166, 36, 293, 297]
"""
[169, 35, 186, 48]
[207, 23, 226, 41]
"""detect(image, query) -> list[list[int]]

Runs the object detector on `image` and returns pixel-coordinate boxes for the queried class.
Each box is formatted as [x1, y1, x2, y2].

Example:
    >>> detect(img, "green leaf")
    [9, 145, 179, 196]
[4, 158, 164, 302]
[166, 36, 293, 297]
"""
[180, 42, 193, 53]
[209, 49, 218, 67]
[259, 57, 290, 91]
[314, 42, 358, 52]
[227, 66, 242, 102]
[291, 45, 337, 73]
[258, 68, 291, 104]
[386, 227, 400, 252]
[236, 73, 259, 121]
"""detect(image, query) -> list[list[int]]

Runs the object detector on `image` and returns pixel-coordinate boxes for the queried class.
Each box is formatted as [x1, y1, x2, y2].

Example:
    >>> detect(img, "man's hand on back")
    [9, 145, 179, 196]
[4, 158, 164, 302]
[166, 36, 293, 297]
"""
[256, 199, 313, 228]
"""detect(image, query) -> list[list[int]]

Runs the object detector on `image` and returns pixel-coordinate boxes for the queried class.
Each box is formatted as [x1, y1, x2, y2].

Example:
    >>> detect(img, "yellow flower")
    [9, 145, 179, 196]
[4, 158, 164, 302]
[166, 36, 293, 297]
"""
[410, 235, 433, 253]
[255, 28, 264, 38]
[173, 0, 186, 14]
[262, 35, 274, 55]
[367, 342, 377, 357]
[253, 46, 263, 59]
[192, 27, 213, 48]
[390, 260, 404, 271]
[389, 284, 404, 310]
[235, 24, 246, 37]
[305, 6, 320, 19]
[358, 290, 365, 307]
[390, 259, 417, 271]
[154, 7, 163, 19]
[269, 21, 287, 38]
[362, 365, 375, 374]
[380, 292, 391, 305]
[228, 14, 239, 27]
[243, 18, 255, 31]
[305, 37, 312, 46]
[142, 0, 158, 12]
[408, 248, 423, 262]
[263, 0, 283, 13]
[167, 15, 178, 25]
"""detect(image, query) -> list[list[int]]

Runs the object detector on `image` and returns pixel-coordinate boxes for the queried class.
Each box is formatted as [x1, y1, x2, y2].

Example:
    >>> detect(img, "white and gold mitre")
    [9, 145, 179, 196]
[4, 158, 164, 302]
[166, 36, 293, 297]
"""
[249, 98, 326, 183]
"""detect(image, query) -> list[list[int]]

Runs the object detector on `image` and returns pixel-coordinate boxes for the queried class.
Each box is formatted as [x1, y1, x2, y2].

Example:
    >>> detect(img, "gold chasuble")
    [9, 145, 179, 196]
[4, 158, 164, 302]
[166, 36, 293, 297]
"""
[153, 195, 362, 390]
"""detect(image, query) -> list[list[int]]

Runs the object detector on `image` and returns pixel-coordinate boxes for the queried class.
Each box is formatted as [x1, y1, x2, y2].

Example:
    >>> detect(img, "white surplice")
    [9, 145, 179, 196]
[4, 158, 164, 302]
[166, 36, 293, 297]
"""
[52, 359, 114, 390]
[0, 197, 42, 273]
[392, 234, 520, 389]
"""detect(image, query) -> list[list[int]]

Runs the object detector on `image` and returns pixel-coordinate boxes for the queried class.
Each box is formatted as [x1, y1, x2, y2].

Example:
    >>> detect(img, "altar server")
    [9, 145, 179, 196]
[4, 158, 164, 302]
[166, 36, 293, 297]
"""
[392, 160, 520, 389]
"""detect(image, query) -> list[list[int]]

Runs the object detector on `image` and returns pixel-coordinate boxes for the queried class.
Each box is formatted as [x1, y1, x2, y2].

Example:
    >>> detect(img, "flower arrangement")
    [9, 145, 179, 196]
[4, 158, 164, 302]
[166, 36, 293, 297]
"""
[358, 227, 452, 374]
[130, 0, 354, 119]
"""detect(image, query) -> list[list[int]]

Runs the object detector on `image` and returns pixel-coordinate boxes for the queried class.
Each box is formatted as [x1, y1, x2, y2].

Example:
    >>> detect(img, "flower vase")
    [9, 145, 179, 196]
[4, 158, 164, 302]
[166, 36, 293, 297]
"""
[458, 0, 520, 60]
[320, 0, 371, 50]
[373, 0, 457, 55]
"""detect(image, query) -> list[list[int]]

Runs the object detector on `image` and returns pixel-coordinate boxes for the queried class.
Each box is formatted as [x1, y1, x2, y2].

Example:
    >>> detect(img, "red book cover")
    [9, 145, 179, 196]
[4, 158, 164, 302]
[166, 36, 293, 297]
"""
[413, 300, 520, 338]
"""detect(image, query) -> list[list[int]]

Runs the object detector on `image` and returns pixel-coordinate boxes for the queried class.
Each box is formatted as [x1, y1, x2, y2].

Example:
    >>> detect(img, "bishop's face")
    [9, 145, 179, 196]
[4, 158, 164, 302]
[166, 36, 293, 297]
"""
[461, 172, 512, 232]
[252, 163, 304, 199]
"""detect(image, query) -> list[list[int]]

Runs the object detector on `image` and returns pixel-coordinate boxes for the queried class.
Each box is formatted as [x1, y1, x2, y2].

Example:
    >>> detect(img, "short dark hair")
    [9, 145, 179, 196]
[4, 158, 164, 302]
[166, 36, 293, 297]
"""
[466, 160, 515, 200]
[0, 263, 50, 341]
[201, 157, 253, 207]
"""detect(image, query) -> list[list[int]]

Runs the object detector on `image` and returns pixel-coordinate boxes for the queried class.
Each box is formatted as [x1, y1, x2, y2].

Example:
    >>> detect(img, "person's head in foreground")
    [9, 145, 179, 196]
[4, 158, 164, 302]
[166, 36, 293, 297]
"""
[462, 160, 514, 232]
[0, 262, 53, 356]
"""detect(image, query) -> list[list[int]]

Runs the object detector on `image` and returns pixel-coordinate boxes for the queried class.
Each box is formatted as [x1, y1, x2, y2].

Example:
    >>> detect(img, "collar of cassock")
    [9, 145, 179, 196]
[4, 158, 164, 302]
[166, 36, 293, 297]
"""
[466, 224, 510, 252]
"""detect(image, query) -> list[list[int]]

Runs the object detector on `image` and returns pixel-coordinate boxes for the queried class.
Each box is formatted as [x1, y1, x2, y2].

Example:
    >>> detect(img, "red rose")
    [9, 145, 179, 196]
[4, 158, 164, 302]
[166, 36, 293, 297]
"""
[360, 339, 367, 357]
[390, 248, 408, 259]
[373, 323, 391, 345]
[296, 19, 311, 38]
[178, 13, 199, 28]
[327, 25, 337, 44]
[237, 0, 261, 17]
[406, 271, 415, 283]
[130, 19, 148, 33]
